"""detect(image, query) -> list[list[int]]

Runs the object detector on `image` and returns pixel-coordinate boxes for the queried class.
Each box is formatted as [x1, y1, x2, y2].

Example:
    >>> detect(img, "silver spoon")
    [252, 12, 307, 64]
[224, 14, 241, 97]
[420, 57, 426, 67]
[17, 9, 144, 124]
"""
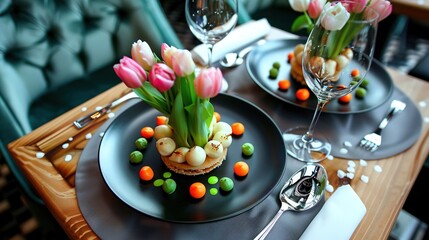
[220, 39, 266, 68]
[253, 164, 327, 240]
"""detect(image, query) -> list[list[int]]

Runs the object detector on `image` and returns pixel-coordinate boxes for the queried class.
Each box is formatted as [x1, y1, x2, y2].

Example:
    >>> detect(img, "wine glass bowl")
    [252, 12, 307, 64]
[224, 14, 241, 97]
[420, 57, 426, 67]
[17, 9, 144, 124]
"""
[185, 0, 238, 67]
[284, 0, 379, 162]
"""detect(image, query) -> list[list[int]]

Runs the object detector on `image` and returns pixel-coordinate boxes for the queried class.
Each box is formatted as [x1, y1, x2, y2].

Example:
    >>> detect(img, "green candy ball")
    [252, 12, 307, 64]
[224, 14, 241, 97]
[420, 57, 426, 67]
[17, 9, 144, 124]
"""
[162, 179, 177, 194]
[272, 62, 281, 69]
[355, 87, 367, 99]
[135, 137, 148, 150]
[219, 177, 234, 192]
[242, 143, 254, 156]
[360, 78, 369, 88]
[269, 68, 278, 79]
[129, 150, 143, 164]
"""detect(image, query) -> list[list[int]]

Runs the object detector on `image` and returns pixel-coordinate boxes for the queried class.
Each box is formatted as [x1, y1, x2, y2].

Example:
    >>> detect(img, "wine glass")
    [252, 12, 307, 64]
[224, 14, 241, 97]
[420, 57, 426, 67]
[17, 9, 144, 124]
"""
[185, 0, 238, 90]
[283, 1, 379, 162]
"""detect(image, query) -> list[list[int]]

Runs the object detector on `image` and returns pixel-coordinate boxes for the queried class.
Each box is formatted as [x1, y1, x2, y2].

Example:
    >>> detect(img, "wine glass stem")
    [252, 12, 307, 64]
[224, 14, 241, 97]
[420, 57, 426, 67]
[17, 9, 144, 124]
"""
[206, 43, 214, 67]
[302, 99, 329, 143]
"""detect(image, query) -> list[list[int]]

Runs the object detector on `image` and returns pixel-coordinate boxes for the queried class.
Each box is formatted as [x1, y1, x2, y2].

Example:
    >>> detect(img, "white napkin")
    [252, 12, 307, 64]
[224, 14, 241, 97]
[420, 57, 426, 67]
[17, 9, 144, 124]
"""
[191, 18, 271, 66]
[299, 184, 367, 240]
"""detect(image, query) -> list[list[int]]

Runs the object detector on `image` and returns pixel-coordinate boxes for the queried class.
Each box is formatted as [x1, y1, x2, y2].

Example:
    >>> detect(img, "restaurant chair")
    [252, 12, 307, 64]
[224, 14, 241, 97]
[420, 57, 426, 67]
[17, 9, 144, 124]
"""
[0, 0, 182, 237]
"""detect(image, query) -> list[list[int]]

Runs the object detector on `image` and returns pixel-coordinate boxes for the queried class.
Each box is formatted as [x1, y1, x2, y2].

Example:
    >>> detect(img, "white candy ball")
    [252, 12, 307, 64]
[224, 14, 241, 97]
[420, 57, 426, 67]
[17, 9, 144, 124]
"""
[156, 137, 176, 156]
[154, 125, 174, 140]
[186, 146, 206, 166]
[204, 140, 223, 158]
[168, 147, 189, 163]
[212, 131, 232, 148]
[213, 122, 232, 135]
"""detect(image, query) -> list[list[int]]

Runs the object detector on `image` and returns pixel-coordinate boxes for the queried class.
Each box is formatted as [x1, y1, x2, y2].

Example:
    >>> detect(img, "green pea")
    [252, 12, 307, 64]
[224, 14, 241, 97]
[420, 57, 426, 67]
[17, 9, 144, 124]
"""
[272, 62, 281, 69]
[162, 179, 176, 194]
[208, 176, 219, 184]
[219, 177, 234, 192]
[360, 78, 369, 88]
[163, 172, 172, 178]
[153, 179, 164, 187]
[210, 188, 219, 195]
[129, 150, 143, 164]
[269, 68, 278, 79]
[242, 143, 254, 156]
[135, 138, 148, 150]
[350, 80, 358, 86]
[355, 87, 367, 99]
[353, 76, 361, 82]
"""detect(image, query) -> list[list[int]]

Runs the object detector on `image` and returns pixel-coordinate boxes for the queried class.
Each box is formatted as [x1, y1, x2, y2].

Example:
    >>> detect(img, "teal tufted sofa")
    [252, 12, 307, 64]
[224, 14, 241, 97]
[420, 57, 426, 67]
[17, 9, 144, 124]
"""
[0, 0, 182, 236]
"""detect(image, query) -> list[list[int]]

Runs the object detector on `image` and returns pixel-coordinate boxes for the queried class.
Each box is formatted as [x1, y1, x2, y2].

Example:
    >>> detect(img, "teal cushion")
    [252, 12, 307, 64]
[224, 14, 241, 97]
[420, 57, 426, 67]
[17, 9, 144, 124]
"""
[29, 64, 121, 129]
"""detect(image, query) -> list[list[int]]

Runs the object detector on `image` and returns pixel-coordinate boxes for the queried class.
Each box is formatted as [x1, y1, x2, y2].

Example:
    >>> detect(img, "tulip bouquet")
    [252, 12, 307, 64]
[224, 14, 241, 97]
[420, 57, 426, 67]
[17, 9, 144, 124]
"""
[289, 0, 392, 35]
[113, 40, 223, 148]
[288, 0, 392, 83]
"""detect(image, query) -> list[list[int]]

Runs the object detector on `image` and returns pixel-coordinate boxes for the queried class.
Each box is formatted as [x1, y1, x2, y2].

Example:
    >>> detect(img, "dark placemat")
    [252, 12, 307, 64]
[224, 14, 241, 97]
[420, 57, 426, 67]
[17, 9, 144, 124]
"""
[75, 100, 324, 240]
[224, 63, 423, 160]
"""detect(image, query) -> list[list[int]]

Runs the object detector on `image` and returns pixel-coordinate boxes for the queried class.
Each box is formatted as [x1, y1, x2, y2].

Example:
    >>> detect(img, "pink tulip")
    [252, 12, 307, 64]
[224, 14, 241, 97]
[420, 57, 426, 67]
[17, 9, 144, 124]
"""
[342, 0, 368, 13]
[368, 0, 392, 21]
[194, 67, 223, 99]
[161, 43, 178, 68]
[131, 40, 156, 71]
[171, 49, 195, 77]
[308, 0, 326, 19]
[113, 56, 147, 89]
[321, 2, 350, 31]
[148, 63, 176, 92]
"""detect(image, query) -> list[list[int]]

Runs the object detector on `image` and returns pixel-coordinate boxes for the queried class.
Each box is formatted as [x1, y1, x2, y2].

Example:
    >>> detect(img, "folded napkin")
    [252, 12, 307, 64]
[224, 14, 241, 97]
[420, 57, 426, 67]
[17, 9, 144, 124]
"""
[191, 18, 271, 66]
[299, 184, 366, 240]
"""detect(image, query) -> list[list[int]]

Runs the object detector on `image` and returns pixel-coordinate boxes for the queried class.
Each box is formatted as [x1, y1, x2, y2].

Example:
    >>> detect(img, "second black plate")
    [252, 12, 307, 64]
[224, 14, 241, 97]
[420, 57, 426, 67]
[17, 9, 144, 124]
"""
[246, 39, 394, 114]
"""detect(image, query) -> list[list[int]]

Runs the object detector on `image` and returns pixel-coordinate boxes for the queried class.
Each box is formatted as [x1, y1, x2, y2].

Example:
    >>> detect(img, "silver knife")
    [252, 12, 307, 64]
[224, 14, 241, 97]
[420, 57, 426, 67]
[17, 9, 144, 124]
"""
[73, 92, 139, 129]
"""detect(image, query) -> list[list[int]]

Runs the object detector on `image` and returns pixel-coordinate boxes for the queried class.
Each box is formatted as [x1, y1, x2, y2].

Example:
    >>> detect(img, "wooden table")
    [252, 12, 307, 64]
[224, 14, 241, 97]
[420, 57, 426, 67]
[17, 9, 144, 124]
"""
[7, 36, 429, 239]
[391, 0, 429, 22]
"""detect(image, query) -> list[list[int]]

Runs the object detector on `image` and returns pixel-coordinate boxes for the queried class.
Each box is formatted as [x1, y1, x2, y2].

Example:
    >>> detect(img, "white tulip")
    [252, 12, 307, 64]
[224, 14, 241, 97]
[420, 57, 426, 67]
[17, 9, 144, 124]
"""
[289, 0, 311, 12]
[321, 2, 350, 31]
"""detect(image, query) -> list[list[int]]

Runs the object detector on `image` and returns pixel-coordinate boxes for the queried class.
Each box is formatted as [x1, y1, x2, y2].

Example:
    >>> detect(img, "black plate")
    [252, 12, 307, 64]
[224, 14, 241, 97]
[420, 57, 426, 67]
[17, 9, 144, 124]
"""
[246, 39, 394, 114]
[98, 93, 286, 223]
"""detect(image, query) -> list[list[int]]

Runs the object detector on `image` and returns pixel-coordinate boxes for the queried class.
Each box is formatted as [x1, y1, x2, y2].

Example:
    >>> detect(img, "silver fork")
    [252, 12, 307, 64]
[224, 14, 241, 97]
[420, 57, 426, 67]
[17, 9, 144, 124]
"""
[73, 91, 139, 129]
[359, 100, 407, 152]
